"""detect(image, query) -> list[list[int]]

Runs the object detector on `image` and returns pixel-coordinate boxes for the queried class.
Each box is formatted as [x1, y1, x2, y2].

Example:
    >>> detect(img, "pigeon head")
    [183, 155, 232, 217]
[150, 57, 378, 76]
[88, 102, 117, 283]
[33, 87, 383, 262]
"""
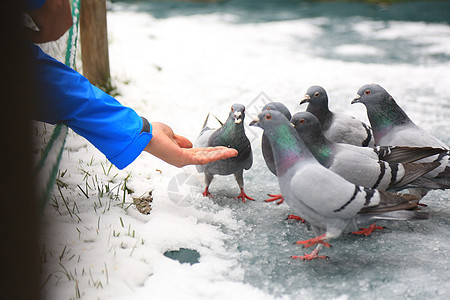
[262, 102, 292, 120]
[250, 110, 316, 175]
[299, 86, 332, 125]
[229, 103, 246, 124]
[291, 111, 334, 166]
[249, 110, 297, 146]
[300, 85, 329, 108]
[291, 111, 323, 138]
[352, 84, 412, 136]
[249, 110, 291, 131]
[351, 83, 389, 106]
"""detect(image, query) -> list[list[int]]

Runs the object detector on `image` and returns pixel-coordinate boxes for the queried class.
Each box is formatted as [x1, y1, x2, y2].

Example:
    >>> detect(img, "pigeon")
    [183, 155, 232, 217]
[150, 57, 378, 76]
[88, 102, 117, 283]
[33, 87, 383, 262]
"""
[260, 102, 292, 205]
[250, 110, 427, 260]
[300, 85, 374, 147]
[352, 84, 450, 195]
[195, 104, 254, 202]
[290, 111, 442, 192]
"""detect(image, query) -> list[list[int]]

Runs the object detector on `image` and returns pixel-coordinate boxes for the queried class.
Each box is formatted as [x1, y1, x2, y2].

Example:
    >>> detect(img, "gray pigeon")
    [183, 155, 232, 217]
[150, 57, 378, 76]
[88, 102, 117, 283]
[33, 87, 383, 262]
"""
[352, 84, 449, 195]
[290, 111, 442, 192]
[195, 104, 254, 202]
[300, 85, 374, 147]
[260, 102, 292, 204]
[250, 110, 427, 260]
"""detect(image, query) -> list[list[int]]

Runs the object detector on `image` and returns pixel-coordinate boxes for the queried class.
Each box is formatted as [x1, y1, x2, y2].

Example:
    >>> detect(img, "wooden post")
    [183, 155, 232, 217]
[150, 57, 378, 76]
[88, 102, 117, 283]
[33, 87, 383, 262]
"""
[80, 0, 111, 89]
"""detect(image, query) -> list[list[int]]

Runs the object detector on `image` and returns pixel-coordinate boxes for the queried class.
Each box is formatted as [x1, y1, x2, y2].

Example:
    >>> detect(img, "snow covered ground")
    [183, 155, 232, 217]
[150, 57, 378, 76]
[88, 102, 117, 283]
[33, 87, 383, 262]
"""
[38, 1, 450, 299]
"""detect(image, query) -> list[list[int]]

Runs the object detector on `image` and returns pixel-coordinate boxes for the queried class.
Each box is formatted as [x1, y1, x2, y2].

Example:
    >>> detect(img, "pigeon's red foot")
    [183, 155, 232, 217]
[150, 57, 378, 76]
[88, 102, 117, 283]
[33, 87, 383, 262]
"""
[202, 187, 212, 198]
[265, 194, 284, 205]
[352, 223, 384, 236]
[291, 253, 329, 260]
[236, 188, 254, 203]
[287, 214, 305, 223]
[295, 234, 331, 248]
[292, 253, 329, 260]
[417, 202, 428, 207]
[291, 248, 329, 260]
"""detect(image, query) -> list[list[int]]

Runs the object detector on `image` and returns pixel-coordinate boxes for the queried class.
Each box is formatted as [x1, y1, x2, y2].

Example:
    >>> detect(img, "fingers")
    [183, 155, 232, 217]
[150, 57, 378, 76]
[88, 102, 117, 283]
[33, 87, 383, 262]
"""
[173, 134, 193, 148]
[151, 122, 192, 148]
[145, 122, 238, 167]
[191, 147, 238, 165]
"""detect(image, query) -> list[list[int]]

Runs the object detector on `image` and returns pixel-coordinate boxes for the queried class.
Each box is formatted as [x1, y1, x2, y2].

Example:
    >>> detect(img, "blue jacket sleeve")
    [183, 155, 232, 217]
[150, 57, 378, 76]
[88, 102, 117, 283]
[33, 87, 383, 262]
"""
[32, 44, 153, 169]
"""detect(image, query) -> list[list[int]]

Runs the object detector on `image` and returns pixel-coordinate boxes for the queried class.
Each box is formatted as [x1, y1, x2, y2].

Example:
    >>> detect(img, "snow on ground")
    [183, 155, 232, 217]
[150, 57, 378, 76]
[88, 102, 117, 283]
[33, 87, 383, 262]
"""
[38, 2, 450, 299]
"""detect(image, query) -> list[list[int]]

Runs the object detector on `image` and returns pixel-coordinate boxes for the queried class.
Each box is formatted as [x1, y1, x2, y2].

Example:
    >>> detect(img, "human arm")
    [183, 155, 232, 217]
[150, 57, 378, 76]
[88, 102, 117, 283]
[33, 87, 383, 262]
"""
[26, 0, 73, 43]
[144, 122, 238, 168]
[32, 44, 237, 169]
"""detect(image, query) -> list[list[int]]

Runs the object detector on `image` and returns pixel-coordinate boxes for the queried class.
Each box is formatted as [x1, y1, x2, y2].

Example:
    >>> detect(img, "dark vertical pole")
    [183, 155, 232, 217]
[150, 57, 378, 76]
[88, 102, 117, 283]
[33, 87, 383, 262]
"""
[0, 1, 39, 299]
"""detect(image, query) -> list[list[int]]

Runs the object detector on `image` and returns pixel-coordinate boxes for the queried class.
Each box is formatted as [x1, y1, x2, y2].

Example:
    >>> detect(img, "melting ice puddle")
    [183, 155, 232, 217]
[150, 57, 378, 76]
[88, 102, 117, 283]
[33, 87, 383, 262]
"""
[164, 248, 201, 265]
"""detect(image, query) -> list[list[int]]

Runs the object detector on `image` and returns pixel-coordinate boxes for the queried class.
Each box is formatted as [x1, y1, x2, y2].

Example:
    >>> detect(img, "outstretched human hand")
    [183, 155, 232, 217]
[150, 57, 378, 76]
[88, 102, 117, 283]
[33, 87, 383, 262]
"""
[144, 122, 238, 168]
[27, 0, 73, 43]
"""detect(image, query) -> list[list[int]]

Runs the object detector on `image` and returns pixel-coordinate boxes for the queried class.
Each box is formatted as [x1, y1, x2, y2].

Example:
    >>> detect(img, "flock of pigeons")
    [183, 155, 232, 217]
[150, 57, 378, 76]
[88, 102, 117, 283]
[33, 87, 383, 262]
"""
[194, 83, 449, 260]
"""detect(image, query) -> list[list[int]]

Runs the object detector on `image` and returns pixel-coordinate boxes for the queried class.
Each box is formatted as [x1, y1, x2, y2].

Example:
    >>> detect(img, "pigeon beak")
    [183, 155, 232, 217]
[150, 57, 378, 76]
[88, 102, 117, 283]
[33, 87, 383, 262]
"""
[351, 94, 361, 104]
[299, 94, 310, 105]
[234, 111, 243, 124]
[249, 117, 260, 127]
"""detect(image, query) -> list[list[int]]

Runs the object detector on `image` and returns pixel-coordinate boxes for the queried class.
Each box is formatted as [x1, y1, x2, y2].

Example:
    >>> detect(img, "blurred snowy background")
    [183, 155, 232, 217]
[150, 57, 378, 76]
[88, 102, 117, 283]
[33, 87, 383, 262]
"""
[38, 1, 450, 299]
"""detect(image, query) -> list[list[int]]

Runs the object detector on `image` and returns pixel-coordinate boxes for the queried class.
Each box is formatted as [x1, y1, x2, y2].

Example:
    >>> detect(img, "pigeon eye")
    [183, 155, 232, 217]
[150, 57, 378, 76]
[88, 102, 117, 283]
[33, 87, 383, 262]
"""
[314, 92, 320, 97]
[266, 107, 271, 110]
[364, 90, 371, 95]
[231, 106, 234, 111]
[265, 114, 272, 120]
[299, 118, 305, 124]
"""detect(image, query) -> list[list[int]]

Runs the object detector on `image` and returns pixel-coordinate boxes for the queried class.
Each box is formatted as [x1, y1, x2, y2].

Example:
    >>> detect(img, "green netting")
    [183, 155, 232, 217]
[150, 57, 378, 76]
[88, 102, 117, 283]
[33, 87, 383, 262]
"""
[36, 0, 81, 211]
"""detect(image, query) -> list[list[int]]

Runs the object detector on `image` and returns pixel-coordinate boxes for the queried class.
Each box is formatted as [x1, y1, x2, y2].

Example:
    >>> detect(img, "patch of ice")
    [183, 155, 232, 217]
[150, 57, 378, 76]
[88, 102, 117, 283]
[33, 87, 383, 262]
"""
[334, 44, 383, 56]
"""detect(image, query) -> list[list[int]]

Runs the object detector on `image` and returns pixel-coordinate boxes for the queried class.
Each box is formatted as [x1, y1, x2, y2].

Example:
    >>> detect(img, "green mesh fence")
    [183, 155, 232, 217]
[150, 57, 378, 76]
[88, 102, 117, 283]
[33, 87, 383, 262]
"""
[35, 0, 81, 211]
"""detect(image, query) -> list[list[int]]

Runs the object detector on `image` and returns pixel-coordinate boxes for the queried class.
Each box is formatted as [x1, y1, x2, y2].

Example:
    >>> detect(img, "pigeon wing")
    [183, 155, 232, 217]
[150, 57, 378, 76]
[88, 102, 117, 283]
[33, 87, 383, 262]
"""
[375, 146, 448, 163]
[326, 113, 373, 146]
[290, 165, 379, 219]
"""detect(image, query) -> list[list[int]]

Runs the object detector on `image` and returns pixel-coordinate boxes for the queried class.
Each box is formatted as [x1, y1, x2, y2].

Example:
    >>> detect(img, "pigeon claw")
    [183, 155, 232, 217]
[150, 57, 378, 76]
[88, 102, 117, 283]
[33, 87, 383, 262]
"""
[351, 223, 384, 236]
[265, 194, 284, 205]
[236, 188, 254, 203]
[291, 247, 329, 260]
[291, 253, 329, 260]
[202, 187, 213, 198]
[295, 234, 331, 248]
[286, 214, 305, 223]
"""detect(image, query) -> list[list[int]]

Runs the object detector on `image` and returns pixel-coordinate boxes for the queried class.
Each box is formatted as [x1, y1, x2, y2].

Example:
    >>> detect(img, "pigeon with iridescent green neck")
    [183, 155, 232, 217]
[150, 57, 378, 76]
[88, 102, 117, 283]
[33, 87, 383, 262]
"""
[352, 84, 449, 195]
[250, 110, 426, 260]
[300, 85, 374, 147]
[290, 111, 444, 192]
[260, 102, 292, 205]
[195, 104, 254, 202]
